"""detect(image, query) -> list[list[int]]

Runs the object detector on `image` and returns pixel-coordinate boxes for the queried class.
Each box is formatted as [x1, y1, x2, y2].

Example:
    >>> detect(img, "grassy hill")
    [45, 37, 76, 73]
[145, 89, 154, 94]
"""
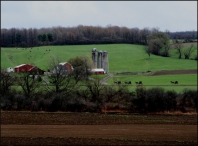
[1, 44, 197, 72]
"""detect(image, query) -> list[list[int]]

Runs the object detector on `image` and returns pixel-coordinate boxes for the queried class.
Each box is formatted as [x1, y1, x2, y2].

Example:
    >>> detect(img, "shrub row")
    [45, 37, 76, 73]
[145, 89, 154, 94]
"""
[1, 86, 197, 113]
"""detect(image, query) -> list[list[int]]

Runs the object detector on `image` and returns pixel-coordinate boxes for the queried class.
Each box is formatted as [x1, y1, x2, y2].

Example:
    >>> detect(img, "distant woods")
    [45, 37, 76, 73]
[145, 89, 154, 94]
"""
[1, 25, 197, 47]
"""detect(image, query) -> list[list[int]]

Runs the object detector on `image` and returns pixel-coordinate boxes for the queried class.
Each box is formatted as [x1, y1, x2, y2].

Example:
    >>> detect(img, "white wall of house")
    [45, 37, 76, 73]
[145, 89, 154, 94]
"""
[6, 67, 14, 72]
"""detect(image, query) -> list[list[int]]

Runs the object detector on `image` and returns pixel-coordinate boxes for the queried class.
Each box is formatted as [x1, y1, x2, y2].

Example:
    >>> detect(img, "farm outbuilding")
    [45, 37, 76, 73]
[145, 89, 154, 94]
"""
[6, 67, 14, 73]
[28, 66, 45, 75]
[14, 64, 34, 73]
[91, 68, 105, 74]
[52, 62, 73, 75]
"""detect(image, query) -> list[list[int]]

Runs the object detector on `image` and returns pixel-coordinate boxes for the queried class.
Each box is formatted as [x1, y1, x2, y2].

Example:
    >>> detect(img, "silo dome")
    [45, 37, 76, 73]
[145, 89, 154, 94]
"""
[103, 50, 108, 54]
[92, 48, 97, 52]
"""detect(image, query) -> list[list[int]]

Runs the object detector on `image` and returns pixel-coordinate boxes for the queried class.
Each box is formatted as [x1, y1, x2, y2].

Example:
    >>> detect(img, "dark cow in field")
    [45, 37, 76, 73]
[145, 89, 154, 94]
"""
[114, 81, 121, 84]
[171, 81, 178, 84]
[125, 81, 132, 84]
[135, 81, 142, 85]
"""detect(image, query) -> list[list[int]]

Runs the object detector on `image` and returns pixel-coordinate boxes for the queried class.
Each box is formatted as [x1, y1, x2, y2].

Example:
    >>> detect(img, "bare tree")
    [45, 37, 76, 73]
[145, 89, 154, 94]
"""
[17, 72, 39, 98]
[183, 44, 195, 59]
[139, 27, 150, 45]
[45, 56, 77, 94]
[163, 43, 172, 57]
[79, 76, 106, 112]
[68, 56, 94, 84]
[86, 76, 104, 101]
[0, 68, 15, 96]
[173, 40, 183, 59]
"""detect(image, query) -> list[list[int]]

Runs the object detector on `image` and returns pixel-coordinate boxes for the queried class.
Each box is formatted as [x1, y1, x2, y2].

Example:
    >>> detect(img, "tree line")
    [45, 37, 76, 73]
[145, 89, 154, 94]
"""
[1, 25, 197, 47]
[168, 30, 197, 42]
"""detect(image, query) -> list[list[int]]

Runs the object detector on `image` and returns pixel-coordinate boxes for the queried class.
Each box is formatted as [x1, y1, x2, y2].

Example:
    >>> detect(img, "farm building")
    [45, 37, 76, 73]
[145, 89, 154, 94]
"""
[52, 62, 73, 75]
[91, 68, 105, 74]
[14, 64, 34, 73]
[28, 66, 45, 75]
[6, 67, 14, 73]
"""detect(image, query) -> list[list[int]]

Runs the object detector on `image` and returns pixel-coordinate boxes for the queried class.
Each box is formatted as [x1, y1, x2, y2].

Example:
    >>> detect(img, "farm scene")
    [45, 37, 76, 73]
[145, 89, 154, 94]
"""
[1, 27, 198, 145]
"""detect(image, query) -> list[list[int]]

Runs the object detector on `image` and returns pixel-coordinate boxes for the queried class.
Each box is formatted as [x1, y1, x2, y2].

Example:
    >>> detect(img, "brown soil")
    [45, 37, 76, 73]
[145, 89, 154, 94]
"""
[1, 112, 197, 145]
[149, 69, 197, 76]
[1, 137, 197, 146]
[1, 125, 197, 145]
[1, 111, 197, 125]
[171, 42, 198, 48]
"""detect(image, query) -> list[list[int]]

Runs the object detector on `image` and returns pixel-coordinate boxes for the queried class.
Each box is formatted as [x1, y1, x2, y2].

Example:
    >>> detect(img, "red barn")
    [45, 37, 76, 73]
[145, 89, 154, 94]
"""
[58, 62, 73, 73]
[52, 62, 73, 75]
[14, 64, 34, 73]
[28, 66, 45, 75]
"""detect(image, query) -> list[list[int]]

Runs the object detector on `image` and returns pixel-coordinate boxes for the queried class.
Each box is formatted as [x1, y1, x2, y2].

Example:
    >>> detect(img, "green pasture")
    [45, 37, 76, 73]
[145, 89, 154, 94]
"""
[107, 74, 197, 93]
[109, 74, 197, 85]
[1, 44, 197, 92]
[1, 44, 197, 72]
[103, 84, 197, 94]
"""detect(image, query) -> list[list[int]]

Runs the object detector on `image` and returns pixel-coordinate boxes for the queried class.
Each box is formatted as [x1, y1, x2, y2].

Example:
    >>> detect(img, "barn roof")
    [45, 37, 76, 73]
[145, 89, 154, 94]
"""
[28, 66, 37, 71]
[14, 64, 27, 68]
[28, 66, 45, 72]
[59, 62, 74, 70]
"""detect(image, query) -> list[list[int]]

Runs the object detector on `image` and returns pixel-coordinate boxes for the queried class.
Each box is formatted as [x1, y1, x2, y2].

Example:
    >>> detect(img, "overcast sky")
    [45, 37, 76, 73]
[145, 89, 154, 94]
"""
[1, 1, 197, 32]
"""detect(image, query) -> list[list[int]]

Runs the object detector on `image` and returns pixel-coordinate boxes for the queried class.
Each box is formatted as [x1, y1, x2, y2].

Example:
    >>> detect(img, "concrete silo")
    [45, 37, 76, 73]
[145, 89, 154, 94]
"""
[102, 50, 108, 73]
[98, 50, 103, 68]
[92, 48, 98, 68]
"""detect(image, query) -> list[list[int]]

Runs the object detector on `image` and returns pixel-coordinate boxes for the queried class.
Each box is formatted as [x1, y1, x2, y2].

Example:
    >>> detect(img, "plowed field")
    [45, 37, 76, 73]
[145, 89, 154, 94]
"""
[1, 112, 197, 145]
